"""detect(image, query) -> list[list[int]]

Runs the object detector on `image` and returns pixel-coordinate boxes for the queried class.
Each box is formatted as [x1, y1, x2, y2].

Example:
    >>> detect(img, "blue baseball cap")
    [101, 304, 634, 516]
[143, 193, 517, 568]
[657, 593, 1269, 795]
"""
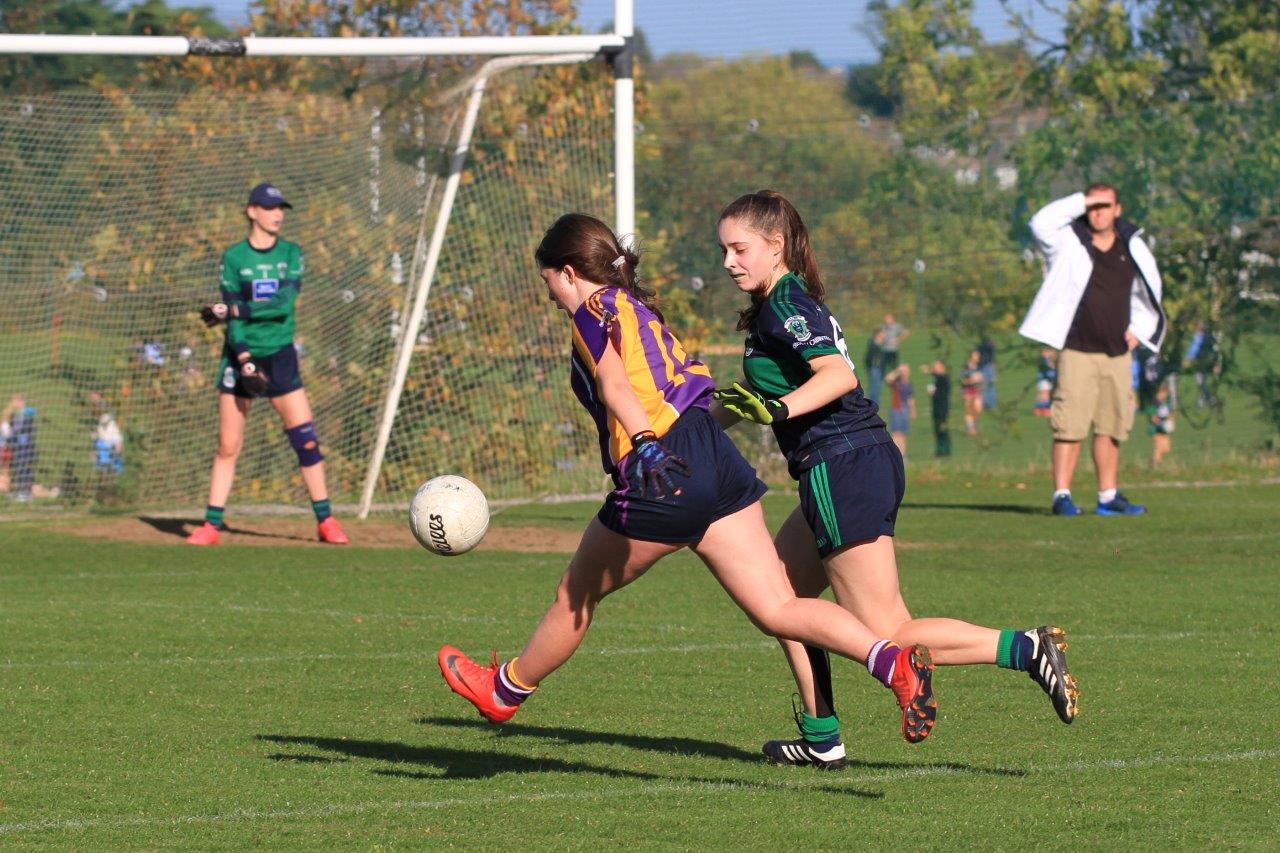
[247, 182, 293, 209]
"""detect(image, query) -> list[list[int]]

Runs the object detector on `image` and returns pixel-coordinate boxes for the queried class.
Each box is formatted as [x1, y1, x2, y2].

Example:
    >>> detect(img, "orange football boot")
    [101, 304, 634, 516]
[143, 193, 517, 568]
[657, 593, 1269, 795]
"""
[185, 522, 221, 546]
[438, 645, 519, 724]
[889, 644, 937, 744]
[317, 516, 349, 544]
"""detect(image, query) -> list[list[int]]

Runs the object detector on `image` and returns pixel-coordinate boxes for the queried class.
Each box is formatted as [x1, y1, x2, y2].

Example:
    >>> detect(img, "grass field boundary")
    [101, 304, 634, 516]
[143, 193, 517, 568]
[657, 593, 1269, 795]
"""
[3, 747, 1276, 836]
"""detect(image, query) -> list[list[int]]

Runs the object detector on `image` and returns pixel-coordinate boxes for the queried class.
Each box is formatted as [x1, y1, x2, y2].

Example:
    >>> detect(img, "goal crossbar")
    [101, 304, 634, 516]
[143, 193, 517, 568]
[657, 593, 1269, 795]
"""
[0, 33, 625, 58]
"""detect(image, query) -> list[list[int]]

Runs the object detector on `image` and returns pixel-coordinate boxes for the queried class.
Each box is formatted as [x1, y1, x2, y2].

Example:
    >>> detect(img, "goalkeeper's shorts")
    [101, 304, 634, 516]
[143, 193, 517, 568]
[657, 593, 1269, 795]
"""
[217, 344, 304, 399]
[597, 406, 767, 544]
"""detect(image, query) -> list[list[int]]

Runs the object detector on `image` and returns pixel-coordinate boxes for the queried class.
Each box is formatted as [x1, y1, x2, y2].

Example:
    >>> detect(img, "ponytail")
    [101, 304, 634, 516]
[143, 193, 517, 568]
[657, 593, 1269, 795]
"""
[534, 213, 660, 317]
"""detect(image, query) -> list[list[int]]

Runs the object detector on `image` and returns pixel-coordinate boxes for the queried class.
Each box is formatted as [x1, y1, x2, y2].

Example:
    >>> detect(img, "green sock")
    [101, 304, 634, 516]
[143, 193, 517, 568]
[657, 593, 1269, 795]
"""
[311, 498, 332, 522]
[799, 711, 841, 745]
[205, 505, 225, 529]
[996, 628, 1034, 671]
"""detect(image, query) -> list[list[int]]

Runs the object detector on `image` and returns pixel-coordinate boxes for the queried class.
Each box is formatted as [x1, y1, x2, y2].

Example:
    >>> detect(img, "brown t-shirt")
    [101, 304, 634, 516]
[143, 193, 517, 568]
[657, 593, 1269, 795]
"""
[1065, 237, 1135, 356]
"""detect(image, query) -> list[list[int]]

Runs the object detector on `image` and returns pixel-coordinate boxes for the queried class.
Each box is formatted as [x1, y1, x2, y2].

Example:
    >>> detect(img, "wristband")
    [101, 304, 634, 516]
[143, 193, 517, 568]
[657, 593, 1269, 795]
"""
[630, 429, 657, 446]
[771, 398, 791, 421]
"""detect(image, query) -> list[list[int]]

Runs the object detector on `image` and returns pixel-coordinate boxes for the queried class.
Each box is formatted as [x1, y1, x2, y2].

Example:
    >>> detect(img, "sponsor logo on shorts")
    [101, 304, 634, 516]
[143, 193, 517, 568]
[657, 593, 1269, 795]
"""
[784, 315, 811, 342]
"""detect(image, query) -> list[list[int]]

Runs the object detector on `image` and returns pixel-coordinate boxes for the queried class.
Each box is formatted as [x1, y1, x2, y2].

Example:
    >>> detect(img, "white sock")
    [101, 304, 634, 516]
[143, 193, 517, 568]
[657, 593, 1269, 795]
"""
[1098, 488, 1117, 504]
[1053, 489, 1071, 501]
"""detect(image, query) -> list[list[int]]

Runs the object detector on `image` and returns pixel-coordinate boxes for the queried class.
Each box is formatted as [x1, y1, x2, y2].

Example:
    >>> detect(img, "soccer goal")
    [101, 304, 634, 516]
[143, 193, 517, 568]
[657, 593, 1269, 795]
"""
[0, 13, 635, 514]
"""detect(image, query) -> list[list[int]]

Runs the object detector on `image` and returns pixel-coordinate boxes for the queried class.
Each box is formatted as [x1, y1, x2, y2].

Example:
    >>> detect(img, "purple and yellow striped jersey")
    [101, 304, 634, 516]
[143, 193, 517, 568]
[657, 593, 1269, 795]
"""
[570, 287, 714, 473]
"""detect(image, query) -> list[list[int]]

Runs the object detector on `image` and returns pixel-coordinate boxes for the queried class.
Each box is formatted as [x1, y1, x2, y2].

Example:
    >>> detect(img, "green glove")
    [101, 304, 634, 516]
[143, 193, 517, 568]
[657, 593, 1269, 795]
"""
[713, 381, 789, 425]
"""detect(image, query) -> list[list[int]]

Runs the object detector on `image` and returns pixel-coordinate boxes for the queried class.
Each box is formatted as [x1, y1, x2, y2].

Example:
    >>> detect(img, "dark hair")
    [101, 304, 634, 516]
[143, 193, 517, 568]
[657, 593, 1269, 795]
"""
[718, 190, 825, 331]
[1086, 182, 1118, 200]
[534, 213, 659, 316]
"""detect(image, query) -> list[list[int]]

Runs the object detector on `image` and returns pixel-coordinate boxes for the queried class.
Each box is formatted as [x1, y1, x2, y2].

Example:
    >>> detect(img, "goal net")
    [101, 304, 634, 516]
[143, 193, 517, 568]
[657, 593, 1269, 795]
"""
[0, 59, 615, 511]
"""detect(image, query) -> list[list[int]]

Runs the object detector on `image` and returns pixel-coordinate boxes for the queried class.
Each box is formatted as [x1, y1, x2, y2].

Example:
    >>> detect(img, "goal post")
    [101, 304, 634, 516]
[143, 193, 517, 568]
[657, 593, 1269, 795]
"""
[0, 7, 635, 513]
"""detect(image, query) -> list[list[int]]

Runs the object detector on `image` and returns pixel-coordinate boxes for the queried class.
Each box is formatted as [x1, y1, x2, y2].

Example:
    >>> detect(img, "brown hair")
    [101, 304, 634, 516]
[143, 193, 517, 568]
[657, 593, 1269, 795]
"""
[534, 213, 659, 316]
[718, 190, 825, 331]
[1086, 182, 1118, 200]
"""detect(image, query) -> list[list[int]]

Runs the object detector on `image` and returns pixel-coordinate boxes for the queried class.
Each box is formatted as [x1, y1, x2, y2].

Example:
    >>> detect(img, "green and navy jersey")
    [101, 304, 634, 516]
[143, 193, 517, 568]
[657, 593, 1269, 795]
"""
[219, 238, 303, 358]
[743, 272, 888, 478]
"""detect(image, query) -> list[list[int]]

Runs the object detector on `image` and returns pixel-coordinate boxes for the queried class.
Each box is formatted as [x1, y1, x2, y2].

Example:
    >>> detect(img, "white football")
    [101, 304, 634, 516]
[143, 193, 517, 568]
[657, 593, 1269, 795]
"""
[409, 475, 490, 556]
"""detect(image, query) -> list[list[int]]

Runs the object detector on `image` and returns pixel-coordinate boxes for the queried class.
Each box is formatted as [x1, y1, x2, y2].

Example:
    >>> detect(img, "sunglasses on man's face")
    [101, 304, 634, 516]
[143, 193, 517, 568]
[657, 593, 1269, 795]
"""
[1086, 203, 1114, 211]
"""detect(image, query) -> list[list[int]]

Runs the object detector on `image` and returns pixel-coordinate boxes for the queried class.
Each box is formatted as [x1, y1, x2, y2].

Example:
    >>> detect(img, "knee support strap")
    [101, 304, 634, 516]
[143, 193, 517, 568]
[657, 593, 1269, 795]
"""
[285, 421, 323, 468]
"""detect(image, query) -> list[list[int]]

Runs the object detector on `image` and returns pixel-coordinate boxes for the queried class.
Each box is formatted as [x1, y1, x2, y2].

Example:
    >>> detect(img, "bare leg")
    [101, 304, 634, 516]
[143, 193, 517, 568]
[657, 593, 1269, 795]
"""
[773, 508, 835, 717]
[270, 388, 328, 501]
[690, 501, 879, 660]
[824, 536, 999, 665]
[1092, 433, 1120, 493]
[1052, 439, 1082, 492]
[206, 393, 251, 509]
[511, 518, 680, 685]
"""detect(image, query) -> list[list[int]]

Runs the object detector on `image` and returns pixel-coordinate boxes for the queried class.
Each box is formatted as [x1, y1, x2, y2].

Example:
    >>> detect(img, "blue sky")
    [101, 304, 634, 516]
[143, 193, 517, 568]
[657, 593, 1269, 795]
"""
[193, 0, 1063, 67]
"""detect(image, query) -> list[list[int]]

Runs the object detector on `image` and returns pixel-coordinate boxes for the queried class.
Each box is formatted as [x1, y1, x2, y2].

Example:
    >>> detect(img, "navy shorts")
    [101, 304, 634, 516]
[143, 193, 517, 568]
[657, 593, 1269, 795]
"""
[598, 406, 767, 544]
[217, 345, 304, 399]
[799, 434, 904, 557]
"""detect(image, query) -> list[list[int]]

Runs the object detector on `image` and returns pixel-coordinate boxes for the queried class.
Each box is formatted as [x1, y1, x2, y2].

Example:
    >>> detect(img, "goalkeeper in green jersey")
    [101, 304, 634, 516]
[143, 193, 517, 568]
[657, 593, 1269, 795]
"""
[187, 182, 348, 546]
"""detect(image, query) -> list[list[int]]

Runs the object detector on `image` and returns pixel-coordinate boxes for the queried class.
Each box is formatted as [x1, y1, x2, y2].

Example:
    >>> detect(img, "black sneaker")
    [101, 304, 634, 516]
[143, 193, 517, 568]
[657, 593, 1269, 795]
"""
[1027, 626, 1080, 724]
[762, 737, 848, 770]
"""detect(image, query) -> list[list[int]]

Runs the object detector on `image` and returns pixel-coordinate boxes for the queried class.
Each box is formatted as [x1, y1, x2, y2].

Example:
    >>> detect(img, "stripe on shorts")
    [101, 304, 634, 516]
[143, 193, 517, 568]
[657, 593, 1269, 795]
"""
[809, 462, 841, 549]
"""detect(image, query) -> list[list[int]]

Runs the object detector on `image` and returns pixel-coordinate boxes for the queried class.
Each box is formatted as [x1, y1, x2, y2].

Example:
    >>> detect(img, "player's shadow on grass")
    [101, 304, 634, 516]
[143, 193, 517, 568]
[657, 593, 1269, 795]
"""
[256, 734, 880, 798]
[902, 502, 1045, 515]
[137, 516, 314, 543]
[417, 718, 1023, 778]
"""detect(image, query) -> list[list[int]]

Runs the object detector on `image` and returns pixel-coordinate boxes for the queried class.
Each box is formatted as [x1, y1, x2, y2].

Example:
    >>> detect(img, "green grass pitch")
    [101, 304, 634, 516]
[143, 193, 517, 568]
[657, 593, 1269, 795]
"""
[2, 479, 1278, 847]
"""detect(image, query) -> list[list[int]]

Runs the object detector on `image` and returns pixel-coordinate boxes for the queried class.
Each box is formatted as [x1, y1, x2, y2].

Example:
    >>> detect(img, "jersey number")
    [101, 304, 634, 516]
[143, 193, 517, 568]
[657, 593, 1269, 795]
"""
[830, 317, 855, 372]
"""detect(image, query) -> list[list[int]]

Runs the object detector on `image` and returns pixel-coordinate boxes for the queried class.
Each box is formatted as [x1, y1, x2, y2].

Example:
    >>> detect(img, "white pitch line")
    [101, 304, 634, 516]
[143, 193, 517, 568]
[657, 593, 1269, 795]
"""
[1, 747, 1275, 836]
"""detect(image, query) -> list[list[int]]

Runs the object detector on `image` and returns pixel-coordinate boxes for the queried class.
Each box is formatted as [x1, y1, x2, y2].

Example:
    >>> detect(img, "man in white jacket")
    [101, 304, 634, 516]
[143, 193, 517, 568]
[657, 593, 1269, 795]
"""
[1020, 184, 1166, 516]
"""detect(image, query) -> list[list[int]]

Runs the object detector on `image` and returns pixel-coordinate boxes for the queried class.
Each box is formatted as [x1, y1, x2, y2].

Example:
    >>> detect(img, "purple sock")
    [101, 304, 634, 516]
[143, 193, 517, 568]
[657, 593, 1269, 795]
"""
[493, 660, 535, 707]
[866, 640, 900, 687]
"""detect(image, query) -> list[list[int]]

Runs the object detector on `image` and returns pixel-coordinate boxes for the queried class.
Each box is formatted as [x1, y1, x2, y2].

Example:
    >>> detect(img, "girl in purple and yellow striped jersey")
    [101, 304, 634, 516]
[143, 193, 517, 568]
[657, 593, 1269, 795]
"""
[439, 213, 939, 749]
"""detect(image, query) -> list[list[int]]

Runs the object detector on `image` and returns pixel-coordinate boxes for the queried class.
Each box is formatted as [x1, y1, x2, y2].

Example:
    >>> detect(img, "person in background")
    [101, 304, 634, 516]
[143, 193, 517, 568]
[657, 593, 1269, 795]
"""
[863, 329, 886, 406]
[1149, 383, 1174, 468]
[93, 413, 124, 474]
[977, 335, 997, 410]
[1020, 183, 1166, 517]
[924, 360, 952, 457]
[960, 350, 985, 435]
[2, 395, 37, 501]
[886, 364, 916, 459]
[879, 314, 906, 373]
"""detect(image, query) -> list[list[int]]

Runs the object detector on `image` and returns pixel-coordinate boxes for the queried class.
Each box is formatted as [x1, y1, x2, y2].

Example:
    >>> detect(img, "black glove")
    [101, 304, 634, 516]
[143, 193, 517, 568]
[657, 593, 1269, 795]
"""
[200, 303, 230, 327]
[239, 358, 269, 396]
[630, 430, 691, 499]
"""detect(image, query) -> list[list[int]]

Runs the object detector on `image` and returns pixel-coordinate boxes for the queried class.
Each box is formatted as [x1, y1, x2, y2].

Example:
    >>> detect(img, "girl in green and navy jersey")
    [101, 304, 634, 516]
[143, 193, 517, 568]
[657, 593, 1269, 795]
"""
[712, 191, 1079, 770]
[187, 183, 348, 546]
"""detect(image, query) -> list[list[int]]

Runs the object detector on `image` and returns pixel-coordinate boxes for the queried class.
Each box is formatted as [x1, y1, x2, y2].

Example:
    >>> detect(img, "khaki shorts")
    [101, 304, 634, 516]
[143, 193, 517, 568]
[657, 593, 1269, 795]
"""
[1051, 348, 1135, 442]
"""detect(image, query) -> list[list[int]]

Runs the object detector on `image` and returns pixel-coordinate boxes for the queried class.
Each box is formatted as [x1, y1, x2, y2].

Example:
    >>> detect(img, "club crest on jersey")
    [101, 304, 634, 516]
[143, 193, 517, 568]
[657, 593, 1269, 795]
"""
[784, 315, 811, 342]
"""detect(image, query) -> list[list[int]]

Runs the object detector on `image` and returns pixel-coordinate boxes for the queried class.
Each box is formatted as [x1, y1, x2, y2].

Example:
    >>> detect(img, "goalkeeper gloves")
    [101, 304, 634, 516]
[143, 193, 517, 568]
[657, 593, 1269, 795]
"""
[712, 382, 789, 425]
[239, 359, 270, 396]
[630, 430, 691, 499]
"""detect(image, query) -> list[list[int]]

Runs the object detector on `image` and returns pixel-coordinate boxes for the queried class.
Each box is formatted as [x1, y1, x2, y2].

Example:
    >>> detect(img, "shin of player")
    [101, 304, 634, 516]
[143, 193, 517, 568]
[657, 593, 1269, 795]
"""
[438, 213, 937, 748]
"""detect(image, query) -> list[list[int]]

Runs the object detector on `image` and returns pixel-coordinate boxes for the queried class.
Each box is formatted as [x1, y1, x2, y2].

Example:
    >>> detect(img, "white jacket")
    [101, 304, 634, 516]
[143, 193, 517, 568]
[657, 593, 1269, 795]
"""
[1019, 192, 1166, 352]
